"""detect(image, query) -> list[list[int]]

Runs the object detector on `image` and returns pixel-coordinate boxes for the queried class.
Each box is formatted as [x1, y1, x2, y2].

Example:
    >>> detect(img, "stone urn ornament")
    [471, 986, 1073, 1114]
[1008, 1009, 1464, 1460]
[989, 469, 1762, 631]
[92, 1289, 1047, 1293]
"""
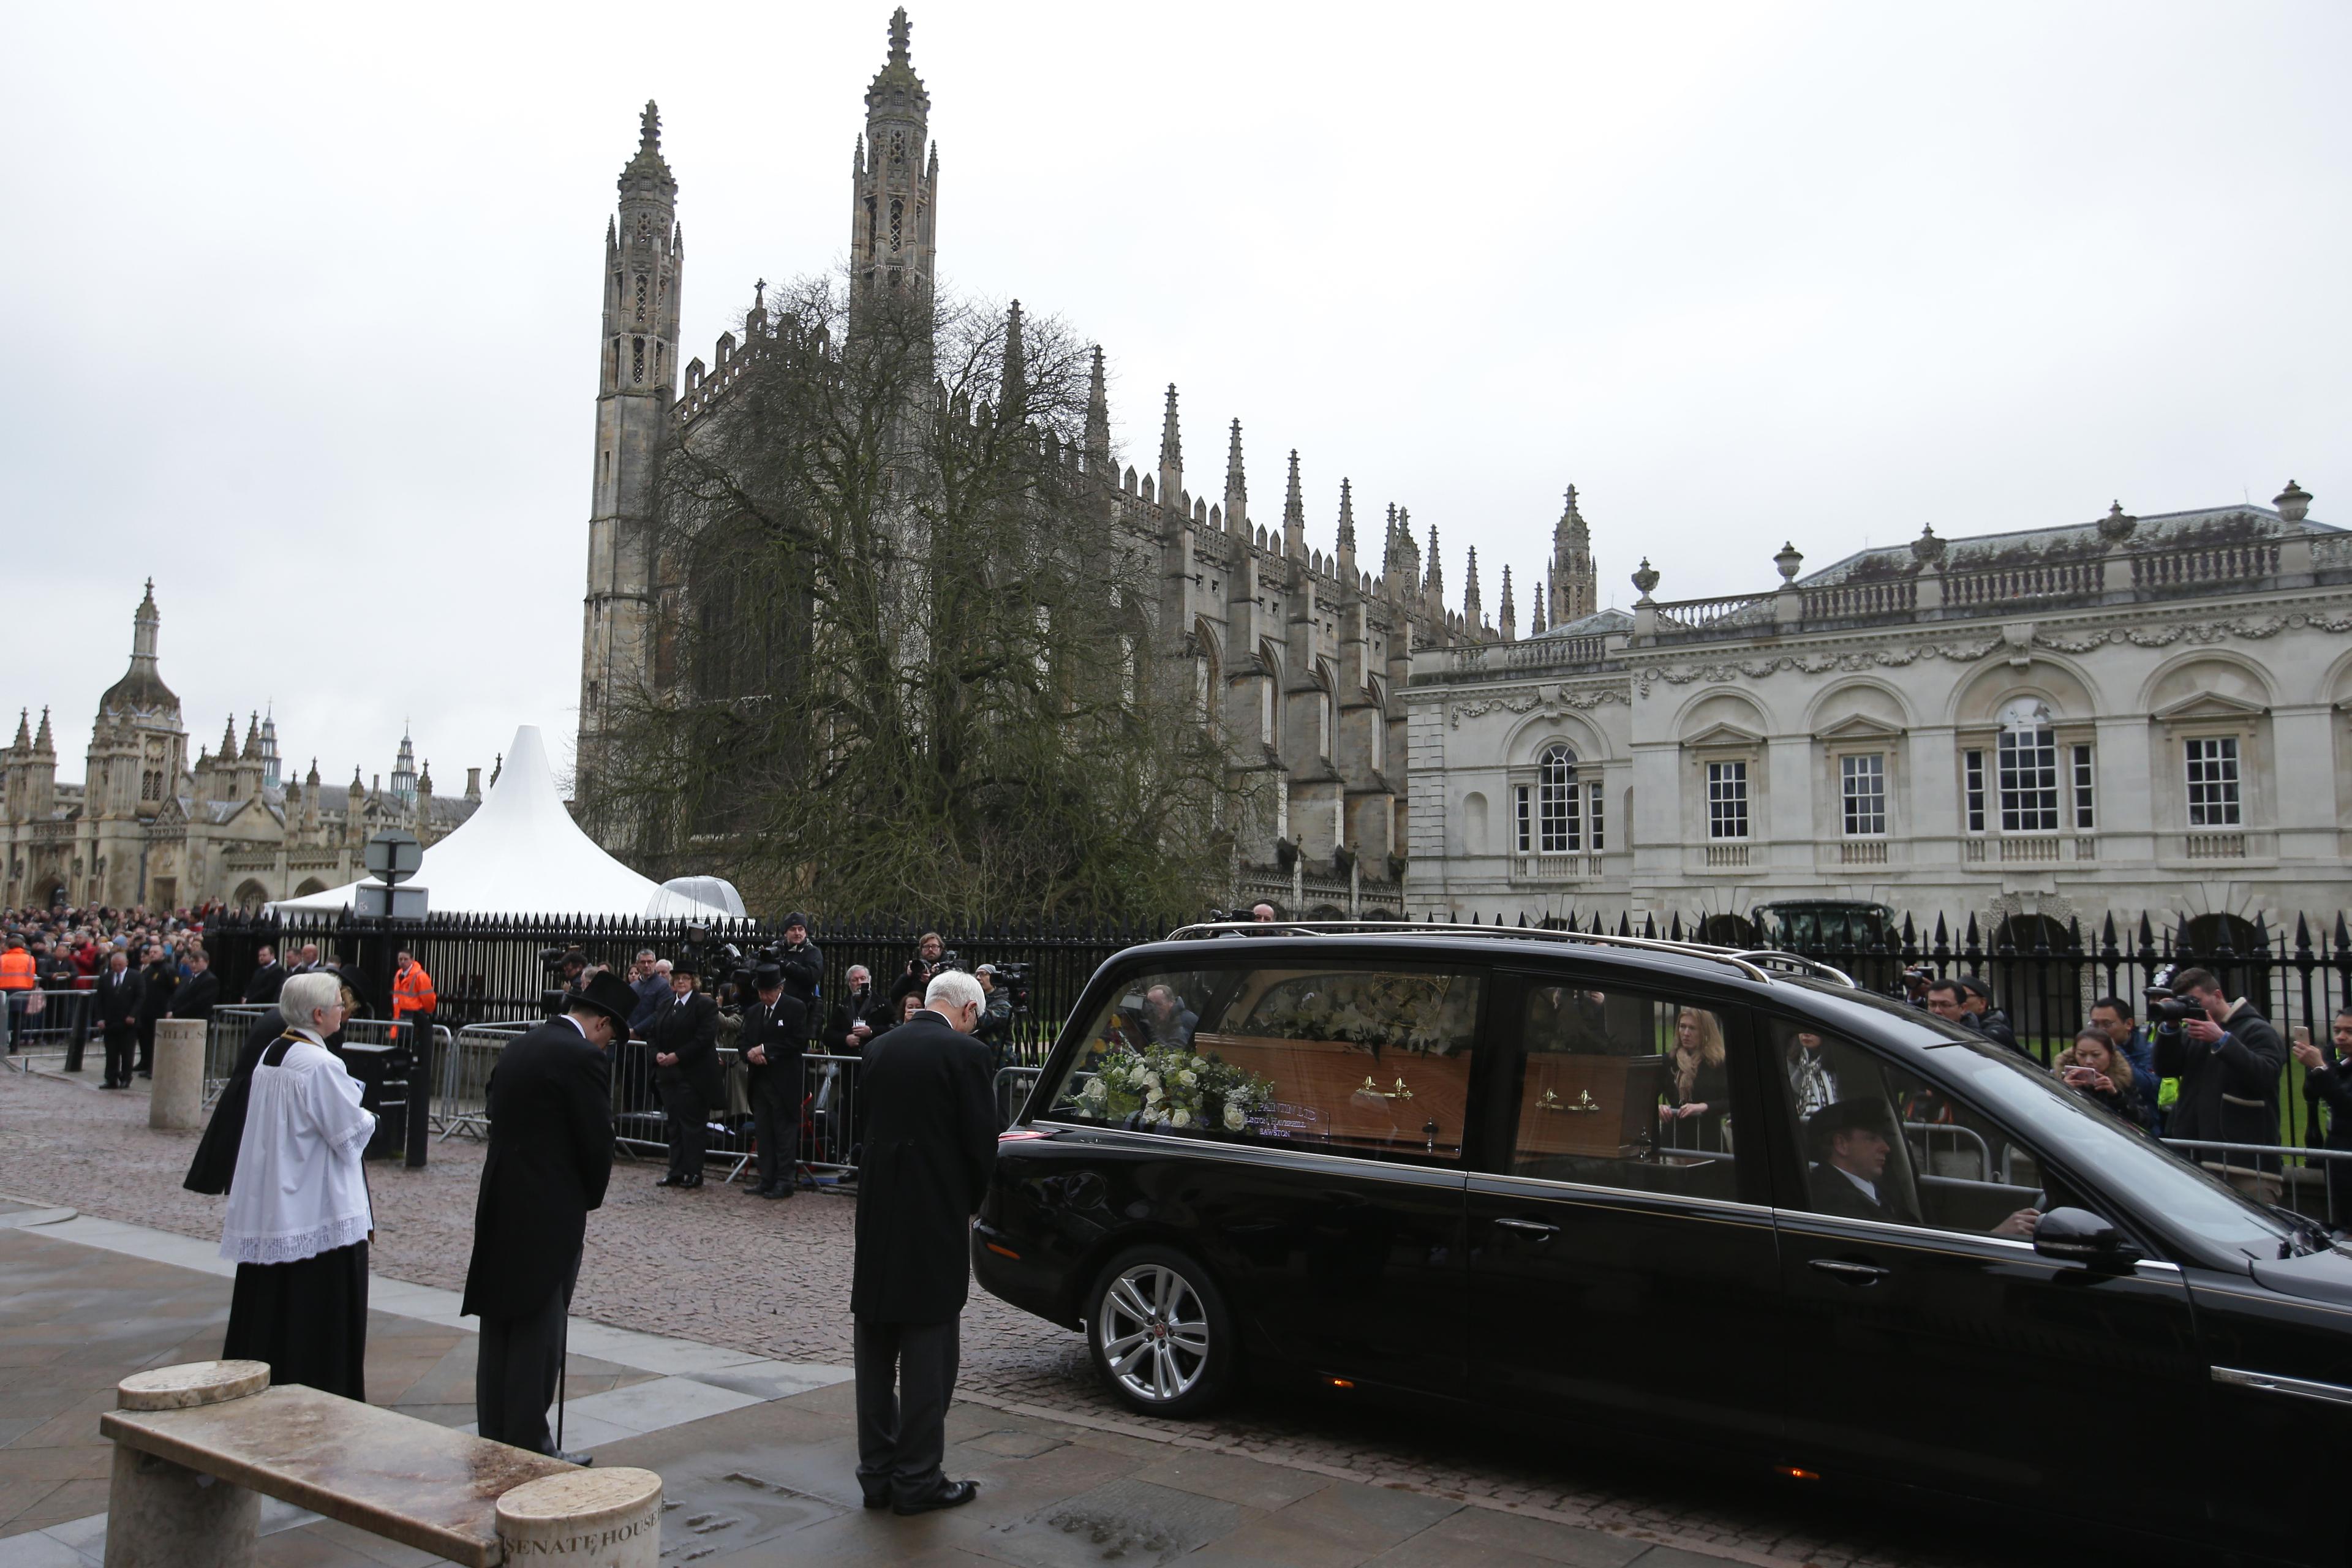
[1910, 522, 1946, 567]
[1631, 559, 1660, 600]
[2097, 500, 2138, 547]
[1774, 542, 1805, 583]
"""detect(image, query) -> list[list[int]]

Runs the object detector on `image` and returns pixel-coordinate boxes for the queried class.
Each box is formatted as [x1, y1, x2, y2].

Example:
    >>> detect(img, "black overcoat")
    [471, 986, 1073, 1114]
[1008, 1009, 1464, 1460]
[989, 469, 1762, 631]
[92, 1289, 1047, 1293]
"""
[646, 990, 725, 1105]
[851, 1010, 999, 1324]
[243, 960, 288, 1005]
[167, 969, 221, 1019]
[97, 968, 143, 1031]
[460, 1017, 616, 1321]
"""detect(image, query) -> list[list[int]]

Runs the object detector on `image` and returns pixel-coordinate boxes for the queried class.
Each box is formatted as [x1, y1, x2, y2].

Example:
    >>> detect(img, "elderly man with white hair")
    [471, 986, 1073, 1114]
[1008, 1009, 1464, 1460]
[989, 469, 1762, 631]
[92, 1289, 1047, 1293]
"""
[850, 968, 998, 1515]
[217, 970, 377, 1398]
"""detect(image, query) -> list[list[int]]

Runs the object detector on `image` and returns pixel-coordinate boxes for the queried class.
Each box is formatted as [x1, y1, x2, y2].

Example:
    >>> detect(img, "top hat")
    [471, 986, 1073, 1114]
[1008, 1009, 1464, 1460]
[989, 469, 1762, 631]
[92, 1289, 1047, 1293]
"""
[569, 970, 639, 1030]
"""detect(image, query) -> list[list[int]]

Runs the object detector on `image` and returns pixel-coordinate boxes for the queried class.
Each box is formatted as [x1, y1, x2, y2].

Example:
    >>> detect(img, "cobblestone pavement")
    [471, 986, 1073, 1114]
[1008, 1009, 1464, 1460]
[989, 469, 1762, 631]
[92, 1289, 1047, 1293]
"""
[0, 1065, 2088, 1568]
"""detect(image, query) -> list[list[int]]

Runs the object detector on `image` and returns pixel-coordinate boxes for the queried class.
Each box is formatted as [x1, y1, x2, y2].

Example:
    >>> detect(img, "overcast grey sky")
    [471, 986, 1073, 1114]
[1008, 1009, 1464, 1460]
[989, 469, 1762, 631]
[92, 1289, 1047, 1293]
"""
[7, 2, 2346, 797]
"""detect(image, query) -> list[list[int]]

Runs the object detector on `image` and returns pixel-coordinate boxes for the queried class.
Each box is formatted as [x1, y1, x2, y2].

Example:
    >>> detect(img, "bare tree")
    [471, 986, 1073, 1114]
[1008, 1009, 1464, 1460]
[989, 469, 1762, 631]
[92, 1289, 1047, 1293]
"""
[585, 273, 1235, 923]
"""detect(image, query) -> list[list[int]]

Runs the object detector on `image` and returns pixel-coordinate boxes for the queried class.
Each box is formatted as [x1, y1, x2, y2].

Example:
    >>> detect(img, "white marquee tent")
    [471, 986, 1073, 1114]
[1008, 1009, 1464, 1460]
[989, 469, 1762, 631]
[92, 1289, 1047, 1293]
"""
[270, 725, 733, 919]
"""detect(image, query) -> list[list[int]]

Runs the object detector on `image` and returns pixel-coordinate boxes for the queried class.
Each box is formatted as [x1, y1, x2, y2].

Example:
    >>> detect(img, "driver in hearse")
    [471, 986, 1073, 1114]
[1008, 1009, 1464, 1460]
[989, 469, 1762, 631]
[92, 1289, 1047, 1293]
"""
[1807, 1098, 2040, 1238]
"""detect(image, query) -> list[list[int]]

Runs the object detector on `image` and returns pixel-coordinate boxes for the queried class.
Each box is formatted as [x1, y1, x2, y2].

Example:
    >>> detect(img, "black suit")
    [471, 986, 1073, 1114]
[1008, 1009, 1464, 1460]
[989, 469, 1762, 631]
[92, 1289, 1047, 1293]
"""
[1807, 1161, 1919, 1226]
[243, 961, 287, 1005]
[741, 993, 809, 1194]
[851, 1009, 998, 1507]
[135, 960, 176, 1073]
[96, 967, 143, 1086]
[462, 1015, 614, 1454]
[775, 941, 823, 1028]
[646, 990, 722, 1182]
[167, 970, 221, 1020]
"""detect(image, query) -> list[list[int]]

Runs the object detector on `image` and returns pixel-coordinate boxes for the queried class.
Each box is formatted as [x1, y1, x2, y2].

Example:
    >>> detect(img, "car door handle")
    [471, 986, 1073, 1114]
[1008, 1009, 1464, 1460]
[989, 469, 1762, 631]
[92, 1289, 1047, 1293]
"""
[1494, 1218, 1559, 1240]
[1809, 1258, 1890, 1285]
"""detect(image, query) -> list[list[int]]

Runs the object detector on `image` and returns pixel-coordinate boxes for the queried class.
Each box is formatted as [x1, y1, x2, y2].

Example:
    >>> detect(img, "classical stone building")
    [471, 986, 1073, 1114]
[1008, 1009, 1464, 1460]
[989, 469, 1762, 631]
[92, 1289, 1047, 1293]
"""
[1406, 488, 2352, 937]
[0, 584, 484, 911]
[571, 10, 1591, 917]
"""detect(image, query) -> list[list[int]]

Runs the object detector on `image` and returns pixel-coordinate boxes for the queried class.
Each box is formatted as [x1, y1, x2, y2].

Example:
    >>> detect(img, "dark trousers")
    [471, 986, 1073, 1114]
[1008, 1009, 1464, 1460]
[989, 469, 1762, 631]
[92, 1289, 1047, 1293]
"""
[854, 1316, 959, 1505]
[102, 1024, 137, 1086]
[135, 1015, 159, 1073]
[751, 1063, 801, 1193]
[659, 1078, 707, 1180]
[476, 1254, 579, 1455]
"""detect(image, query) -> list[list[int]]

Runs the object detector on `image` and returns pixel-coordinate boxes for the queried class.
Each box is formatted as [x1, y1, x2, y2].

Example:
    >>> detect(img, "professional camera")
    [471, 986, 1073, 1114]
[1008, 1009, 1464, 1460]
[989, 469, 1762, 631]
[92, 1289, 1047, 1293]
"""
[2143, 985, 2207, 1028]
[537, 944, 587, 1017]
[990, 960, 1034, 1014]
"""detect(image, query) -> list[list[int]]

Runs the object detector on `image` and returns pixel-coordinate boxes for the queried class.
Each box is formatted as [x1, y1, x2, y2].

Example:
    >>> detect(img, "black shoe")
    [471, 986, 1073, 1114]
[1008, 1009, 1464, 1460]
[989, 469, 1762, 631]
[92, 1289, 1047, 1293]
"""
[761, 1185, 791, 1199]
[136, 1069, 151, 1079]
[655, 1175, 685, 1187]
[892, 1480, 979, 1516]
[552, 1449, 595, 1467]
[682, 1174, 704, 1189]
[862, 1494, 890, 1510]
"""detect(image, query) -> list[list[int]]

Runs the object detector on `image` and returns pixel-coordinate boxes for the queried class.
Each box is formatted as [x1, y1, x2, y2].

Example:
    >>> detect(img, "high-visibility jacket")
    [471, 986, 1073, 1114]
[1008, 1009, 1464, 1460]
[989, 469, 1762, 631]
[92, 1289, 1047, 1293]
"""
[391, 961, 437, 1019]
[0, 951, 35, 990]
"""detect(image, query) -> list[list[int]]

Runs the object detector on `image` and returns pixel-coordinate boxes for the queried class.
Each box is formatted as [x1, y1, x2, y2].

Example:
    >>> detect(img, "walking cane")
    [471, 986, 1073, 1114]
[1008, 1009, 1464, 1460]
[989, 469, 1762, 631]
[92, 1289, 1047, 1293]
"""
[556, 1307, 569, 1455]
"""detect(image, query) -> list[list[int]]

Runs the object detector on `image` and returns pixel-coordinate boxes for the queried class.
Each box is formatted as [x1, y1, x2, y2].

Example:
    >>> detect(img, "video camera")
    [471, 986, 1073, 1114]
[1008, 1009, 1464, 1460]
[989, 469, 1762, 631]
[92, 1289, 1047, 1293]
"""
[991, 960, 1033, 1014]
[2143, 984, 2208, 1029]
[536, 945, 588, 1018]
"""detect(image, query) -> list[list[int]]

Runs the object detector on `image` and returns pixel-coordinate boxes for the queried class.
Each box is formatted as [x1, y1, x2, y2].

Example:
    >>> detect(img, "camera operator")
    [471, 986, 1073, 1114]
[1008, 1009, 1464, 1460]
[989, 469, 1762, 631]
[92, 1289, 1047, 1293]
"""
[826, 965, 884, 1055]
[891, 932, 949, 1006]
[1898, 965, 1934, 1009]
[740, 963, 809, 1201]
[2152, 967, 2288, 1202]
[973, 965, 1014, 1072]
[776, 913, 823, 1034]
[1956, 978, 2022, 1055]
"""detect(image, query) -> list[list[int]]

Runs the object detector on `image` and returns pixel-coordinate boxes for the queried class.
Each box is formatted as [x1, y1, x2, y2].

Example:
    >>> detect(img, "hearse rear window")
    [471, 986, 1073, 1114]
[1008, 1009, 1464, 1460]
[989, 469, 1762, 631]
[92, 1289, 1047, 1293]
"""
[1041, 966, 1483, 1163]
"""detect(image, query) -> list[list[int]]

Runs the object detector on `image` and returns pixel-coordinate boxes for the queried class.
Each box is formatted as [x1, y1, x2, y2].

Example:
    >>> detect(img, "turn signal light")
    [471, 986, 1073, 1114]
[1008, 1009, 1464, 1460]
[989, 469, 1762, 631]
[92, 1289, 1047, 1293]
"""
[1781, 1467, 1820, 1481]
[1329, 1378, 1355, 1390]
[984, 1242, 1020, 1260]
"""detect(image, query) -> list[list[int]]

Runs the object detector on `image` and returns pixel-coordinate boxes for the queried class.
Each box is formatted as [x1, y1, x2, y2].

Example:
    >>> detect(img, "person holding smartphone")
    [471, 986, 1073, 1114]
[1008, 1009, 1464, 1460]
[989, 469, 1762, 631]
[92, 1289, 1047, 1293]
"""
[2051, 1030, 2146, 1127]
[2291, 1009, 2352, 1235]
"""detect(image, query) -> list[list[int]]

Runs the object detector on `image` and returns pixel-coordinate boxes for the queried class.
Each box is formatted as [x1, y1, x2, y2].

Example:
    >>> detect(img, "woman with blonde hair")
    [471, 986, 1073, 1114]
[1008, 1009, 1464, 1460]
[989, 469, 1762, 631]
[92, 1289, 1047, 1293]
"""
[2052, 1029, 2145, 1128]
[1661, 1006, 1730, 1152]
[218, 971, 376, 1397]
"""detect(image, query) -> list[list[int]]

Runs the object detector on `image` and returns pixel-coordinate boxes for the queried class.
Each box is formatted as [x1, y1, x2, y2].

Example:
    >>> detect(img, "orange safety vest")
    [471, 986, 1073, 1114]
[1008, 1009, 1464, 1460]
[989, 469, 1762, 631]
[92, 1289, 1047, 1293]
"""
[391, 961, 437, 1019]
[0, 951, 34, 990]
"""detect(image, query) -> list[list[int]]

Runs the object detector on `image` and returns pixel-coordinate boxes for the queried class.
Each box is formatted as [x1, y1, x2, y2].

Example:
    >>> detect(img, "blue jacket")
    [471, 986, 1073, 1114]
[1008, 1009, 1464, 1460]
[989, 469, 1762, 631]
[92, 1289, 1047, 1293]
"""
[629, 973, 671, 1033]
[2114, 1026, 2162, 1129]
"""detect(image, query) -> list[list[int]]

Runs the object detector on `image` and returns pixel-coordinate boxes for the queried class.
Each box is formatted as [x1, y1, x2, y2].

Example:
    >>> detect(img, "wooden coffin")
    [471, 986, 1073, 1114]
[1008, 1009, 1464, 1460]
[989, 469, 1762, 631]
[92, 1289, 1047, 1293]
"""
[1193, 1031, 1473, 1156]
[1514, 1053, 1666, 1160]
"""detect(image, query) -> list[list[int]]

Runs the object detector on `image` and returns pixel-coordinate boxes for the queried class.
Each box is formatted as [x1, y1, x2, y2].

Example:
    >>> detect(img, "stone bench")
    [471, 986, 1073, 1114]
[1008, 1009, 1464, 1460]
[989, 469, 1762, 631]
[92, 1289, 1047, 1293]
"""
[96, 1361, 663, 1567]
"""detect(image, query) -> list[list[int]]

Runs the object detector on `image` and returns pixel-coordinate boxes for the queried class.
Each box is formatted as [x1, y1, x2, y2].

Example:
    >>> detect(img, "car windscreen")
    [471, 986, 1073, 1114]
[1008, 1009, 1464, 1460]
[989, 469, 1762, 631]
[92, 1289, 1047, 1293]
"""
[1929, 1031, 2294, 1262]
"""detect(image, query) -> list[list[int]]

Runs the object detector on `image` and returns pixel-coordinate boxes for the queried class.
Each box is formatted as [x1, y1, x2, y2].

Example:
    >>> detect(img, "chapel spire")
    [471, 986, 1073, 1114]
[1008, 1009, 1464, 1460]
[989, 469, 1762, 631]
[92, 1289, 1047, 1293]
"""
[998, 300, 1025, 418]
[1463, 546, 1483, 630]
[1157, 383, 1183, 508]
[1084, 345, 1110, 474]
[851, 6, 938, 319]
[1223, 420, 1248, 536]
[1499, 565, 1516, 641]
[1281, 450, 1306, 559]
[1551, 482, 1598, 625]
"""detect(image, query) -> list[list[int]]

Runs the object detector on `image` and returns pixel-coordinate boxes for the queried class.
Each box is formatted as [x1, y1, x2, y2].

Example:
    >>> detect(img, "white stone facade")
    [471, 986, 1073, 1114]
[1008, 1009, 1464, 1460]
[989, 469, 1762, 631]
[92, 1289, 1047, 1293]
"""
[1406, 492, 2352, 933]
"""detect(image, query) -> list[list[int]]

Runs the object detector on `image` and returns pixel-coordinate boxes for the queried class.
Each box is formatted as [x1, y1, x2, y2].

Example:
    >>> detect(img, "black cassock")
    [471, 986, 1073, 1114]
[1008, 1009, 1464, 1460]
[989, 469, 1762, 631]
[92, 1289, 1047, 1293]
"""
[461, 1016, 614, 1453]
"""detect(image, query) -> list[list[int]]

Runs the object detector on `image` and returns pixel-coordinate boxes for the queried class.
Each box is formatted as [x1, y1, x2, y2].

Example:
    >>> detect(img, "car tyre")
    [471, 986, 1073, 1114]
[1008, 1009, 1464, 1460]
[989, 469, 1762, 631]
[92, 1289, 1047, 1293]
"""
[1085, 1245, 1234, 1417]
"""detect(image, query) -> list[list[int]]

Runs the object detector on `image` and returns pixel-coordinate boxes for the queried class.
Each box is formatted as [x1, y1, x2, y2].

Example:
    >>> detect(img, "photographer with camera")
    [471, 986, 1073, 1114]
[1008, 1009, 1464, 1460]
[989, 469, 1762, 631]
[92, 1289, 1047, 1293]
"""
[826, 965, 885, 1055]
[740, 963, 809, 1201]
[2151, 967, 2288, 1202]
[892, 933, 950, 1007]
[776, 914, 823, 1036]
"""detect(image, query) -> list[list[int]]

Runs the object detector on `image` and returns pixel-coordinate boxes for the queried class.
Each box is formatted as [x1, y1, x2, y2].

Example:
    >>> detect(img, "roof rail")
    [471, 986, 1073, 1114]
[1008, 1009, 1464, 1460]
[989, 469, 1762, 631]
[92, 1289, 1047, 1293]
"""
[1728, 949, 1858, 988]
[1159, 919, 1834, 988]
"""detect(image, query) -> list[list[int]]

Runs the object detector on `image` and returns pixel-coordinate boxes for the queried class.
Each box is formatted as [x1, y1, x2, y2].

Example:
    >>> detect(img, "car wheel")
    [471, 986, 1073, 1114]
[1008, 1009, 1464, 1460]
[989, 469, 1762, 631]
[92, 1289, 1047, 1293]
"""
[1085, 1246, 1234, 1417]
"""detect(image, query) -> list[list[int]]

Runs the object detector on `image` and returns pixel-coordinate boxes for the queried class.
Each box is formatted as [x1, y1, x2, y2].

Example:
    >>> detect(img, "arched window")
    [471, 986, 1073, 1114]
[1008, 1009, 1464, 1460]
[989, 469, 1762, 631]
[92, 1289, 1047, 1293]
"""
[1996, 698, 2057, 832]
[1515, 744, 1581, 853]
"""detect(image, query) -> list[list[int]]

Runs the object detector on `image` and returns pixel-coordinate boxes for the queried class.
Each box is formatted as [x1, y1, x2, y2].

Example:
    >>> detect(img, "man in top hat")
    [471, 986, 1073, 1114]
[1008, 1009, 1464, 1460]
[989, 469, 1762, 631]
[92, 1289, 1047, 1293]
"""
[461, 969, 632, 1460]
[646, 955, 723, 1189]
[741, 963, 809, 1200]
[1806, 1097, 2040, 1237]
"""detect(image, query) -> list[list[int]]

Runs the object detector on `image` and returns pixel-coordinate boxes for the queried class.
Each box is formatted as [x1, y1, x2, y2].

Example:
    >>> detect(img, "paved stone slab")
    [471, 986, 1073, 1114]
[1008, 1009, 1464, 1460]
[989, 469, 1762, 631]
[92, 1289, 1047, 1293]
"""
[979, 1476, 1245, 1568]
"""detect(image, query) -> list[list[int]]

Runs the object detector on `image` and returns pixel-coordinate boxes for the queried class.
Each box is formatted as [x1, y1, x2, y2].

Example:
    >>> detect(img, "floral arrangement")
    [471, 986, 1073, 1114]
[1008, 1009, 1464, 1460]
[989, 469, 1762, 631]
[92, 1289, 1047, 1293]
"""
[1065, 1043, 1276, 1134]
[1245, 972, 1477, 1058]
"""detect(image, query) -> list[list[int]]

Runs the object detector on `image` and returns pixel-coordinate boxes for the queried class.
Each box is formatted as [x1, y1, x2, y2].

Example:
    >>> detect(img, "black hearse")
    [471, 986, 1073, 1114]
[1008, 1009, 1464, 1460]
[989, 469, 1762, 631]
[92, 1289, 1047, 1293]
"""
[974, 922, 2352, 1565]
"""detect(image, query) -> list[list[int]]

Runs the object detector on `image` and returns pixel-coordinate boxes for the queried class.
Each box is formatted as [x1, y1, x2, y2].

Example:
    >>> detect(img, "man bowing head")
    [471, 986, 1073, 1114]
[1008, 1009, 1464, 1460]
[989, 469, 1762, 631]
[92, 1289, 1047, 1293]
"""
[852, 968, 999, 1515]
[462, 970, 633, 1461]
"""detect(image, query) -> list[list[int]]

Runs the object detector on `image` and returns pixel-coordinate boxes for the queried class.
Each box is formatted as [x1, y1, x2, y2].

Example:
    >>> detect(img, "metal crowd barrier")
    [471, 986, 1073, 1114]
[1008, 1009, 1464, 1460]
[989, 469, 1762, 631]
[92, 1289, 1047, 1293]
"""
[2163, 1137, 2352, 1227]
[2, 989, 94, 1065]
[995, 1066, 1041, 1128]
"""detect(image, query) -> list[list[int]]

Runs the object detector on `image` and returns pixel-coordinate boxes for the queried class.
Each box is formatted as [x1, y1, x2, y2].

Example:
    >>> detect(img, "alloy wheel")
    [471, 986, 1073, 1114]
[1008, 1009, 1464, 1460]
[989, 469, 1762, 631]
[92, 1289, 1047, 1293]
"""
[1095, 1262, 1211, 1404]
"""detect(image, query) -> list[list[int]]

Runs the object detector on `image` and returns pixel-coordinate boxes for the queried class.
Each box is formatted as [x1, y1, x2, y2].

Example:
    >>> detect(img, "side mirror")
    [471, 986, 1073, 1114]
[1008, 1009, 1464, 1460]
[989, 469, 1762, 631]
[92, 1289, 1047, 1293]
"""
[2033, 1205, 2138, 1268]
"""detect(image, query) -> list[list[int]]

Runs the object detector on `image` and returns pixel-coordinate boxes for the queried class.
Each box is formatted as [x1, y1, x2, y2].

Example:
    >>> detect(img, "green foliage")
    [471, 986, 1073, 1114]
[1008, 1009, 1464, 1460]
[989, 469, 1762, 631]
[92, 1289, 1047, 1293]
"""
[586, 274, 1237, 924]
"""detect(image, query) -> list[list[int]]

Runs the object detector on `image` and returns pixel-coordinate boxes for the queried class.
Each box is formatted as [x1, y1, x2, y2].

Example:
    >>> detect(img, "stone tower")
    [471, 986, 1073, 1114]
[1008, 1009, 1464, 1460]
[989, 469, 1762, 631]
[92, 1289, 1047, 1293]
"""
[850, 8, 938, 324]
[578, 100, 683, 794]
[1550, 484, 1599, 625]
[85, 582, 187, 900]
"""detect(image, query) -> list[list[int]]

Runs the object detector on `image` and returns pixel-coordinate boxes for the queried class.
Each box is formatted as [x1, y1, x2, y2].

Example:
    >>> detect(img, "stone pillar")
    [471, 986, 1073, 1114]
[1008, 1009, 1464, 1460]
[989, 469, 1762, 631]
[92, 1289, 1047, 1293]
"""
[496, 1468, 664, 1567]
[105, 1361, 270, 1568]
[150, 1018, 206, 1130]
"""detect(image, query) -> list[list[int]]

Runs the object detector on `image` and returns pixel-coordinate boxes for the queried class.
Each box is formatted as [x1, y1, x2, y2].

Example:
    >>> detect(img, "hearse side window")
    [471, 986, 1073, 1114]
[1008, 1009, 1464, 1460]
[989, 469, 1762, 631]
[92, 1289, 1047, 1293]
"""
[1768, 1019, 2043, 1238]
[1041, 966, 1483, 1163]
[1509, 985, 1741, 1200]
